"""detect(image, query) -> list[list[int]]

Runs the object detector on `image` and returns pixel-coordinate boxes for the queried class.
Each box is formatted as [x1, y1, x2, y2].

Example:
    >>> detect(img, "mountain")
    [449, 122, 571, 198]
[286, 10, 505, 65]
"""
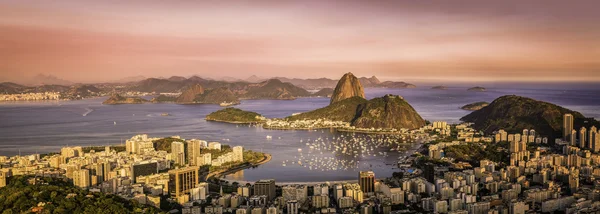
[115, 75, 146, 83]
[461, 95, 599, 138]
[352, 95, 425, 130]
[194, 87, 240, 104]
[312, 88, 334, 97]
[168, 76, 187, 82]
[468, 86, 486, 92]
[176, 84, 205, 103]
[241, 79, 311, 100]
[358, 76, 381, 87]
[245, 75, 265, 83]
[288, 96, 368, 122]
[30, 74, 73, 86]
[432, 86, 448, 90]
[133, 78, 195, 93]
[461, 102, 489, 111]
[102, 94, 147, 105]
[330, 73, 365, 104]
[206, 107, 264, 123]
[275, 76, 415, 89]
[151, 95, 177, 103]
[0, 82, 27, 94]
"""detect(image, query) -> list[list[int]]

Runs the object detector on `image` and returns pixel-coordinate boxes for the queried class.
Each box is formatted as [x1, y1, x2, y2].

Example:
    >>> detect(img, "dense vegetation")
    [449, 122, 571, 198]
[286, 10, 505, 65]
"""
[206, 108, 264, 123]
[0, 176, 162, 214]
[82, 145, 126, 153]
[194, 87, 240, 104]
[444, 142, 510, 166]
[460, 102, 489, 111]
[461, 95, 600, 139]
[352, 95, 425, 130]
[151, 95, 177, 103]
[102, 94, 147, 105]
[241, 79, 311, 100]
[152, 137, 185, 153]
[287, 96, 367, 122]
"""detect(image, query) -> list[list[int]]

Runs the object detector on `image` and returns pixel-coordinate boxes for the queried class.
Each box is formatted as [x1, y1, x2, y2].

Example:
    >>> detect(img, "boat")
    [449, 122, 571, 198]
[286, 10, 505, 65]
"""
[113, 121, 116, 125]
[266, 135, 272, 139]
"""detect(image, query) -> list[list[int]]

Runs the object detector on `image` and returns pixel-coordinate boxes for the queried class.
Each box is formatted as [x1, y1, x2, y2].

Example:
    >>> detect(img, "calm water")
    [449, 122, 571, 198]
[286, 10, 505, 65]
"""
[1, 86, 599, 182]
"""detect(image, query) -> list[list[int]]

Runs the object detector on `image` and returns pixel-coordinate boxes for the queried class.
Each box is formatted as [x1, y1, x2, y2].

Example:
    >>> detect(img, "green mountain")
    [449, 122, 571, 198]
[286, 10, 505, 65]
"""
[468, 86, 486, 92]
[206, 107, 264, 123]
[352, 95, 426, 130]
[102, 94, 147, 105]
[194, 87, 240, 104]
[288, 96, 368, 122]
[461, 102, 489, 111]
[461, 95, 599, 138]
[241, 79, 311, 100]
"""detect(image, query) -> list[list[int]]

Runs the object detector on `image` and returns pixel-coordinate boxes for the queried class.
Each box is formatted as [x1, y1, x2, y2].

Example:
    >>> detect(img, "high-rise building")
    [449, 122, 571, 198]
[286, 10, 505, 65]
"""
[580, 127, 587, 149]
[233, 146, 244, 162]
[424, 163, 435, 183]
[172, 141, 186, 166]
[563, 114, 574, 143]
[589, 126, 597, 149]
[131, 161, 158, 183]
[254, 179, 276, 200]
[287, 200, 298, 214]
[187, 140, 202, 166]
[73, 169, 90, 188]
[571, 129, 577, 147]
[359, 171, 375, 194]
[197, 153, 212, 166]
[168, 166, 200, 198]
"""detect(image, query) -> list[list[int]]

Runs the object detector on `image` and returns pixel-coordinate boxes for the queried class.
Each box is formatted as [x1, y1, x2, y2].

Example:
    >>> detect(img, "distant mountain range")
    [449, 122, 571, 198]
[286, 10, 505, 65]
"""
[265, 76, 415, 89]
[0, 82, 103, 99]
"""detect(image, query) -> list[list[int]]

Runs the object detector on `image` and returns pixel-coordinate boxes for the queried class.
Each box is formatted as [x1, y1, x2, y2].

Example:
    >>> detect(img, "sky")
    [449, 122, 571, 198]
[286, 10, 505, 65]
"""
[0, 0, 599, 84]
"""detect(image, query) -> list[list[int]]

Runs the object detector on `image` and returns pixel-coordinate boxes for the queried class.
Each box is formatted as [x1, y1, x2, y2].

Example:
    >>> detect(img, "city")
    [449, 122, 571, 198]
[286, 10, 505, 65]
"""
[1, 113, 599, 213]
[1, 1, 600, 213]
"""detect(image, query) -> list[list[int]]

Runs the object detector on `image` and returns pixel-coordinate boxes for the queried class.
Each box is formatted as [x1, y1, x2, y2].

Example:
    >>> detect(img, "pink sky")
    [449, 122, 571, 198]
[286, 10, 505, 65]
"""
[0, 0, 599, 83]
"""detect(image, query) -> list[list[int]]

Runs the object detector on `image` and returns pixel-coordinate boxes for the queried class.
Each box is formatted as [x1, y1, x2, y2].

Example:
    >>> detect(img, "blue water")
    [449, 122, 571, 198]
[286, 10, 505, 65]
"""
[0, 86, 599, 182]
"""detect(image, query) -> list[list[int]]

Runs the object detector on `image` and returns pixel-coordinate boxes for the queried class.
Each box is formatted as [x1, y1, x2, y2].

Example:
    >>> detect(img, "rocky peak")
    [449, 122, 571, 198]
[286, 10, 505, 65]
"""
[330, 72, 365, 104]
[176, 84, 204, 103]
[369, 76, 381, 84]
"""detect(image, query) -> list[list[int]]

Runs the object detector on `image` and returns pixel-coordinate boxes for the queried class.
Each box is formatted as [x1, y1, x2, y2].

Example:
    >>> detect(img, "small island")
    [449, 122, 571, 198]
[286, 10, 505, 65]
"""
[102, 94, 147, 105]
[431, 85, 448, 90]
[460, 101, 489, 111]
[206, 107, 266, 124]
[467, 86, 486, 92]
[151, 94, 177, 103]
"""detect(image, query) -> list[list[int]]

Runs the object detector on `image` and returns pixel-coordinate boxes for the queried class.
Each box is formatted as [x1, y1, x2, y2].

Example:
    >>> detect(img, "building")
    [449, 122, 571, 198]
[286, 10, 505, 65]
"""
[233, 146, 244, 162]
[563, 114, 574, 144]
[172, 141, 186, 166]
[168, 166, 200, 199]
[73, 169, 90, 188]
[187, 140, 202, 166]
[287, 200, 298, 214]
[208, 142, 222, 150]
[0, 171, 7, 188]
[254, 179, 276, 200]
[580, 127, 587, 148]
[198, 153, 212, 166]
[131, 161, 158, 183]
[359, 171, 375, 194]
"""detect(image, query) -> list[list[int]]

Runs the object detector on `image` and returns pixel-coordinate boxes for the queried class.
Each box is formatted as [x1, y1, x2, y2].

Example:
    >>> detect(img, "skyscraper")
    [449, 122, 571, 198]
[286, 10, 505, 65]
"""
[589, 126, 597, 149]
[571, 130, 577, 147]
[171, 141, 185, 166]
[187, 140, 201, 166]
[254, 179, 276, 200]
[168, 166, 200, 198]
[580, 127, 587, 149]
[359, 171, 375, 194]
[563, 114, 574, 143]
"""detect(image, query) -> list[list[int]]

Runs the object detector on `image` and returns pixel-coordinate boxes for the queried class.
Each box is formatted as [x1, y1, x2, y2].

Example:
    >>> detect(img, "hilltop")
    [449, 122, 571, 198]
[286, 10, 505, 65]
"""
[312, 88, 334, 97]
[288, 96, 368, 122]
[206, 107, 265, 124]
[240, 79, 310, 100]
[461, 102, 489, 111]
[102, 94, 147, 105]
[352, 95, 426, 130]
[461, 95, 599, 138]
[468, 86, 487, 92]
[330, 72, 365, 104]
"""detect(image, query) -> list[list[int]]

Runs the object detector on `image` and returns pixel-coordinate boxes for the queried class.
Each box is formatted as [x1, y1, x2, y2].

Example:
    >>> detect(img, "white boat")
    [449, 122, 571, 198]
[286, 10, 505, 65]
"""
[266, 135, 272, 139]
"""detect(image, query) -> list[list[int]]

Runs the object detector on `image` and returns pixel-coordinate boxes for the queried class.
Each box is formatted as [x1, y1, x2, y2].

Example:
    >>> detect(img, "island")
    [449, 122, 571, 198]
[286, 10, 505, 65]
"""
[467, 86, 486, 92]
[431, 85, 448, 90]
[460, 101, 489, 111]
[205, 107, 266, 124]
[102, 94, 147, 105]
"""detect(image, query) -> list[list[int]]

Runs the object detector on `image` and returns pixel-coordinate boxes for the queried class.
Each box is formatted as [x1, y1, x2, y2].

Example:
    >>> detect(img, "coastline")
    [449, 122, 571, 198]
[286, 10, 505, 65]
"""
[206, 153, 272, 180]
